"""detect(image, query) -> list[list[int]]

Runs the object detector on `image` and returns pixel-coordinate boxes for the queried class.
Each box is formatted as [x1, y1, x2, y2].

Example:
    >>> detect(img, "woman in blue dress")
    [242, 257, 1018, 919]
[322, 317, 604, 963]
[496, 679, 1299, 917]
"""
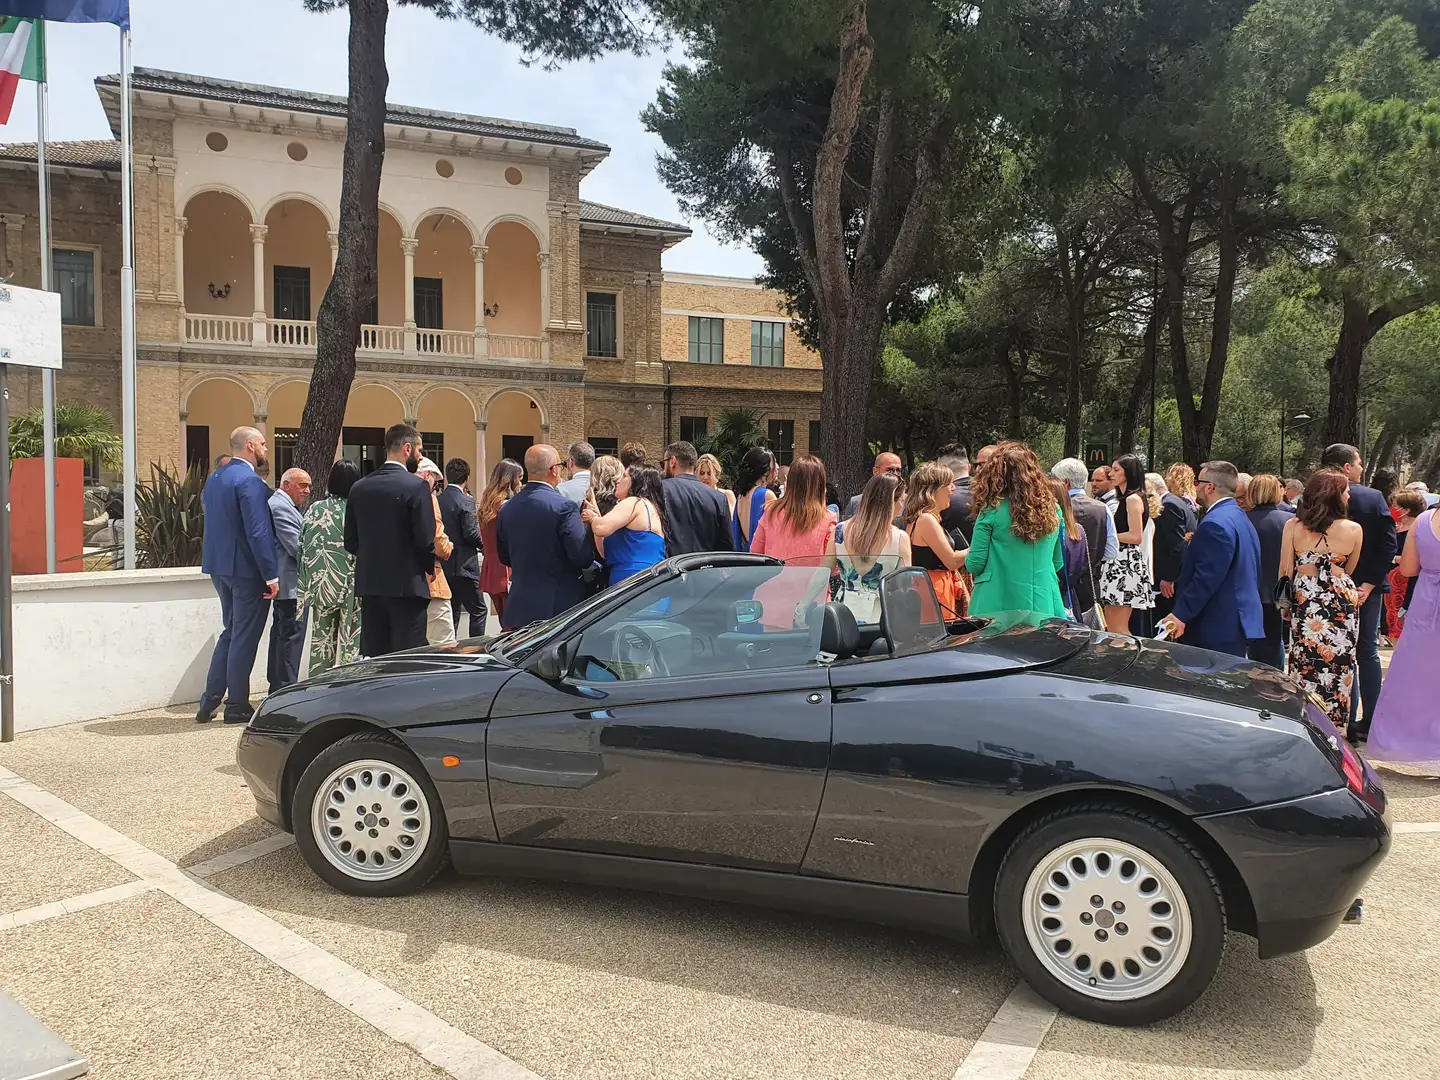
[582, 465, 670, 586]
[732, 446, 778, 551]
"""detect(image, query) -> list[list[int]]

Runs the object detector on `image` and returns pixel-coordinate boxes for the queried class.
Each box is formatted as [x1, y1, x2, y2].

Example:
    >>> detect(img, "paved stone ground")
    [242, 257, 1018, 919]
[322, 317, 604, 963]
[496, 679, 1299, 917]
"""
[1, 703, 1437, 1080]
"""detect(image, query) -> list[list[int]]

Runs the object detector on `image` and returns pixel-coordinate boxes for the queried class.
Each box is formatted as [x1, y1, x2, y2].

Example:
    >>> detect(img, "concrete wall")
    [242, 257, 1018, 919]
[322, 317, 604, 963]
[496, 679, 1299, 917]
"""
[10, 568, 270, 733]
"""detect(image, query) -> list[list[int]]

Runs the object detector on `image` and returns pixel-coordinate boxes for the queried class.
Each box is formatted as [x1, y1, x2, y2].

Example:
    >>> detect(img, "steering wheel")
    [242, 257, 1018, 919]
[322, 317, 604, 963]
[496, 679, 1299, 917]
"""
[614, 623, 671, 680]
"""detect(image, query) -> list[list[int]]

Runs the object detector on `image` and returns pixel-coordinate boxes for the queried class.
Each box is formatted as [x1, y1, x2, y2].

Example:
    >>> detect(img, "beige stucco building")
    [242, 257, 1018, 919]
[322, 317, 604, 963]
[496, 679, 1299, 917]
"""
[0, 68, 820, 485]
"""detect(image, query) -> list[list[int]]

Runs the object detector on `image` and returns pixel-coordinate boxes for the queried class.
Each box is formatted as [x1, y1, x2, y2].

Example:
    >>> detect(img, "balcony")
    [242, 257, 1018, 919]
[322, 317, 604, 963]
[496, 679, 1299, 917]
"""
[182, 312, 545, 360]
[178, 191, 550, 363]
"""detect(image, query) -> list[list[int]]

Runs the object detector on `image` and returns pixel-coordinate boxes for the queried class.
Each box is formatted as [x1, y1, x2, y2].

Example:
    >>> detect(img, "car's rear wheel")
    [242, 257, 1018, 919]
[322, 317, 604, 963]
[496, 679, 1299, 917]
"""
[292, 731, 449, 896]
[994, 804, 1226, 1025]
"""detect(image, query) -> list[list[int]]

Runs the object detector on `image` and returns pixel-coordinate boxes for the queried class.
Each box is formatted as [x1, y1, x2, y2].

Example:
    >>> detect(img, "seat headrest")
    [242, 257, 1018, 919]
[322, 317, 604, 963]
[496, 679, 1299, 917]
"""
[818, 601, 861, 661]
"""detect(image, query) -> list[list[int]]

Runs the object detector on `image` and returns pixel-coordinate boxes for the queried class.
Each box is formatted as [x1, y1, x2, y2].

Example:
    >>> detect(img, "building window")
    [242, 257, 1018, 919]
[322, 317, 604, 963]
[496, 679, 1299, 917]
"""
[590, 437, 619, 457]
[52, 248, 96, 326]
[503, 434, 535, 463]
[421, 431, 444, 465]
[768, 419, 795, 466]
[586, 292, 618, 357]
[680, 415, 708, 444]
[752, 321, 785, 367]
[808, 420, 821, 455]
[414, 277, 443, 329]
[688, 317, 724, 364]
[273, 266, 311, 322]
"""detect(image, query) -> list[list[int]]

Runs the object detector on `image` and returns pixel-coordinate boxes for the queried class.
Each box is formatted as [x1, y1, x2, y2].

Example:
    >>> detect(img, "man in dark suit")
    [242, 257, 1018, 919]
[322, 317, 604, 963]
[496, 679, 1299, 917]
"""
[1051, 458, 1117, 618]
[1152, 477, 1198, 624]
[496, 444, 594, 629]
[842, 451, 903, 520]
[938, 446, 975, 545]
[661, 440, 733, 555]
[1321, 443, 1398, 737]
[1159, 461, 1264, 657]
[197, 427, 279, 725]
[438, 457, 487, 638]
[344, 423, 436, 656]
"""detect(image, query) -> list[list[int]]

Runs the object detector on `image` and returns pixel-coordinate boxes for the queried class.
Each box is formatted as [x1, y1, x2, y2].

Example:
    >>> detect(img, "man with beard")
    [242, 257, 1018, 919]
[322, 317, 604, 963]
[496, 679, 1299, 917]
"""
[197, 427, 280, 725]
[344, 423, 437, 656]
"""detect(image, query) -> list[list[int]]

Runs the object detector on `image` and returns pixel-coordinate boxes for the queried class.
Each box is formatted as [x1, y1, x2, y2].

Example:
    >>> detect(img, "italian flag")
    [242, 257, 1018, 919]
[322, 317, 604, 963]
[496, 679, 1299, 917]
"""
[0, 17, 45, 127]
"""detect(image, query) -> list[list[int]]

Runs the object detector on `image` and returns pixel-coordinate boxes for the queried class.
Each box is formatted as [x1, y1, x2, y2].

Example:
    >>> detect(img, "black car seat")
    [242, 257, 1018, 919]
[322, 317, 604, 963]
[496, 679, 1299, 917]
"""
[818, 601, 861, 662]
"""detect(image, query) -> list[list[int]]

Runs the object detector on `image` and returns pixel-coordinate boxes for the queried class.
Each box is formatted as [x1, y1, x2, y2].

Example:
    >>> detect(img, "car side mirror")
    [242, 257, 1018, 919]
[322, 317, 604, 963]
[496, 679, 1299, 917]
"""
[528, 639, 574, 682]
[733, 600, 763, 626]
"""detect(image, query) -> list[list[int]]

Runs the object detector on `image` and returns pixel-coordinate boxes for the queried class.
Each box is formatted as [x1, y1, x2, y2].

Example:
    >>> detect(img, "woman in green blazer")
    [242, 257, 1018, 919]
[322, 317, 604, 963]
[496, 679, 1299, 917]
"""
[966, 442, 1067, 618]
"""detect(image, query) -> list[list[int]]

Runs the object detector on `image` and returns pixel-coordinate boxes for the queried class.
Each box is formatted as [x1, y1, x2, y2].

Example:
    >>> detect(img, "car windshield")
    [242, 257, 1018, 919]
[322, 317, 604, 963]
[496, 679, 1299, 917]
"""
[491, 572, 659, 664]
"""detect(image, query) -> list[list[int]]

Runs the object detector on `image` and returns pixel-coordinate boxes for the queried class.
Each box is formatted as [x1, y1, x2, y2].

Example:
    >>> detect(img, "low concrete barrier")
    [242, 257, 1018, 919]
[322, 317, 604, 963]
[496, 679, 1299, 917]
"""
[10, 568, 271, 733]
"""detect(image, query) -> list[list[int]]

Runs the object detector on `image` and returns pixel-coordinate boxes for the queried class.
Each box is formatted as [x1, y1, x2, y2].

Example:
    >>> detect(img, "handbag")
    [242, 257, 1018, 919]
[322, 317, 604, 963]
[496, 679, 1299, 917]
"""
[1079, 547, 1105, 629]
[1274, 574, 1295, 616]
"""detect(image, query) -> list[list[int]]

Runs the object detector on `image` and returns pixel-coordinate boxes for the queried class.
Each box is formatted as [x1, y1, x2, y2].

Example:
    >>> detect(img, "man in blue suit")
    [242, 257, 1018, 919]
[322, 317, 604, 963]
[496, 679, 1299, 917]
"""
[1159, 461, 1263, 657]
[1321, 443, 1398, 739]
[496, 444, 593, 630]
[198, 427, 279, 724]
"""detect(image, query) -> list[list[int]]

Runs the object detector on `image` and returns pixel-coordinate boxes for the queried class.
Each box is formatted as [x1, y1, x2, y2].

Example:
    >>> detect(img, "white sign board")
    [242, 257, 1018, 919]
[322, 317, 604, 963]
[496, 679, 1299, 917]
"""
[0, 283, 63, 370]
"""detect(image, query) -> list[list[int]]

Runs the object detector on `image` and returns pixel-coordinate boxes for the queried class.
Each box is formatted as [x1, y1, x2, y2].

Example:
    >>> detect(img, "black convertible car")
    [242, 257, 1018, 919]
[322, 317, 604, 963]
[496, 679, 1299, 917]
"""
[237, 553, 1389, 1025]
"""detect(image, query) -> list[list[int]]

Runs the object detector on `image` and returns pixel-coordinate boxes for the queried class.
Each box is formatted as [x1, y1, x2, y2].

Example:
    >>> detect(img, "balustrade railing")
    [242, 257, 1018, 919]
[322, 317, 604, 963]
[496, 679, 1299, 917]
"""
[489, 334, 544, 361]
[359, 324, 405, 352]
[268, 319, 316, 347]
[183, 313, 252, 344]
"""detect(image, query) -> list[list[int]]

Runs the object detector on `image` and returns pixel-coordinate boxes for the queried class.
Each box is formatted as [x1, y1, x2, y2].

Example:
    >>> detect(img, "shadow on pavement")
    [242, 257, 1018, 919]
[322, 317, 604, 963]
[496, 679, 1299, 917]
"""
[1372, 766, 1440, 800]
[178, 819, 281, 869]
[213, 844, 1018, 1036]
[83, 707, 206, 738]
[1041, 935, 1320, 1069]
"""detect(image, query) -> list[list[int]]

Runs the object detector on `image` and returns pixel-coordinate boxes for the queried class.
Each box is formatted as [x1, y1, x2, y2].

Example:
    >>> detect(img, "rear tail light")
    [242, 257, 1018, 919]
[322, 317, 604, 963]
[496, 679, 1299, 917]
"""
[1338, 736, 1385, 813]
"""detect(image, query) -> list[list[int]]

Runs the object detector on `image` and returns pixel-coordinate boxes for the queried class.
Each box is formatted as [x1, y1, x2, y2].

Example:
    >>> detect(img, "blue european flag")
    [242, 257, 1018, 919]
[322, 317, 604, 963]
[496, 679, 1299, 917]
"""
[0, 2, 129, 30]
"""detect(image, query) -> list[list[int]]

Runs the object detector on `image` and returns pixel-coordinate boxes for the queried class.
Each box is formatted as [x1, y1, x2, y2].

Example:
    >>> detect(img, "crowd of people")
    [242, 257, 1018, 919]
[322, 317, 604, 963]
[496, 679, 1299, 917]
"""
[191, 422, 1437, 765]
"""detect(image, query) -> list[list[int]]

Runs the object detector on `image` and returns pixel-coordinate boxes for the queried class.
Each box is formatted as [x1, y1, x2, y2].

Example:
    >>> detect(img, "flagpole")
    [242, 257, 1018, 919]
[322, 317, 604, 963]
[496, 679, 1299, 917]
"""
[119, 25, 136, 570]
[37, 21, 56, 575]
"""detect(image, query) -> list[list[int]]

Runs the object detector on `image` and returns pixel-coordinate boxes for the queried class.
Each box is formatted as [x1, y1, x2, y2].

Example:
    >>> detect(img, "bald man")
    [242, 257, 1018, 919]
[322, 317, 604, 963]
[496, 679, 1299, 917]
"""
[496, 443, 594, 630]
[976, 444, 998, 467]
[198, 426, 280, 724]
[267, 467, 311, 692]
[842, 451, 904, 520]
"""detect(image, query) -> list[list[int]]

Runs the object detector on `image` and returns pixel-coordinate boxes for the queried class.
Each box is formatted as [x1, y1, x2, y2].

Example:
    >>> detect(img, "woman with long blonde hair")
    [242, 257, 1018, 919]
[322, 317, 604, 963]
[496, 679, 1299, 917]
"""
[477, 458, 523, 627]
[697, 452, 737, 516]
[820, 472, 911, 623]
[588, 455, 624, 515]
[901, 462, 969, 618]
[965, 443, 1065, 618]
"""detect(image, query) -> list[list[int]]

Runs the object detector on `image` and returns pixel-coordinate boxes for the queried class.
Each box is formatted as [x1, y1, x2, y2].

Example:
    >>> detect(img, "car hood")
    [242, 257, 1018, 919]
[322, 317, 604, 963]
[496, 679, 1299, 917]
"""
[252, 638, 516, 733]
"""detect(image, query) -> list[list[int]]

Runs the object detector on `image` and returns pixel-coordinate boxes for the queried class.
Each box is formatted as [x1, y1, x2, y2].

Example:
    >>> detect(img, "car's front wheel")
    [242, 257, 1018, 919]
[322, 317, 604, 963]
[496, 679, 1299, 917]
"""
[994, 804, 1226, 1025]
[292, 731, 449, 896]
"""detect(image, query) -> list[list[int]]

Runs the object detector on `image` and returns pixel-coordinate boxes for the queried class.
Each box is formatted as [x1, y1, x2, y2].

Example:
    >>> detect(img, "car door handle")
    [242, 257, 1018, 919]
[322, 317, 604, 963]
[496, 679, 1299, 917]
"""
[807, 693, 824, 705]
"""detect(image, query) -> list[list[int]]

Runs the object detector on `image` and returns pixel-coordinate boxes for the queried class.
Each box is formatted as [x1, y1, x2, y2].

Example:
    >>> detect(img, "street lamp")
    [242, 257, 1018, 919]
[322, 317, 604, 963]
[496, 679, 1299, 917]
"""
[1279, 408, 1313, 475]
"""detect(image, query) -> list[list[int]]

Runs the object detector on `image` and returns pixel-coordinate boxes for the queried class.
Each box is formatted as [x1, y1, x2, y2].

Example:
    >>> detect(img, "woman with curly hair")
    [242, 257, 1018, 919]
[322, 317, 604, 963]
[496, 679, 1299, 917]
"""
[1166, 462, 1198, 511]
[966, 442, 1066, 619]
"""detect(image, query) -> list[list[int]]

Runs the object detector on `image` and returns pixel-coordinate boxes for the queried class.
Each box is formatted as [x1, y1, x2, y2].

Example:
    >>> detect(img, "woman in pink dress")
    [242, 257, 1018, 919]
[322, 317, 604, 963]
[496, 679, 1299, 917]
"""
[750, 456, 837, 630]
[1368, 507, 1440, 763]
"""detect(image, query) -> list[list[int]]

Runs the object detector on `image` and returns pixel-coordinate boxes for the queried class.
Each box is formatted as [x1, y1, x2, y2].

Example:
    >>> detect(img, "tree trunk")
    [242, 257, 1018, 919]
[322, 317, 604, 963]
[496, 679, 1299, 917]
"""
[1056, 227, 1084, 457]
[819, 307, 885, 499]
[295, 0, 389, 497]
[1195, 176, 1240, 462]
[1120, 292, 1160, 456]
[1324, 295, 1370, 448]
[1367, 423, 1399, 481]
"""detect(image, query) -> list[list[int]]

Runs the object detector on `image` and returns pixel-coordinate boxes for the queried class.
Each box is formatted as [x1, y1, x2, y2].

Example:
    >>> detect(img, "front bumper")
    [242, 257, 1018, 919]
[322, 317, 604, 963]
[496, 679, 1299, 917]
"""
[236, 727, 297, 830]
[1198, 786, 1389, 958]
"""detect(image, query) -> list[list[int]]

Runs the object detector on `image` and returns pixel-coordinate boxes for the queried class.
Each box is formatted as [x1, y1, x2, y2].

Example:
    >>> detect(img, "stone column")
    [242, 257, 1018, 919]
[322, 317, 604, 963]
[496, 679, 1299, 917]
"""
[249, 223, 268, 343]
[539, 251, 553, 335]
[471, 244, 488, 358]
[401, 236, 418, 354]
[327, 231, 339, 271]
[174, 217, 188, 342]
[253, 411, 268, 441]
[475, 420, 487, 485]
[155, 161, 178, 303]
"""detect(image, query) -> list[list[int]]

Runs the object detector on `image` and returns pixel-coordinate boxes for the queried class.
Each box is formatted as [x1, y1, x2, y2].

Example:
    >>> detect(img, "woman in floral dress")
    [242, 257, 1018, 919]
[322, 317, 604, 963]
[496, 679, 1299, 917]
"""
[298, 460, 362, 676]
[1280, 469, 1363, 729]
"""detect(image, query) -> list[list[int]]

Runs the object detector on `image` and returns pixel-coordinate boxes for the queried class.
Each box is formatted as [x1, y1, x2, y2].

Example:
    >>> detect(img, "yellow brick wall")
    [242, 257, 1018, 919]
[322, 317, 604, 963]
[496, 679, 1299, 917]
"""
[661, 275, 820, 371]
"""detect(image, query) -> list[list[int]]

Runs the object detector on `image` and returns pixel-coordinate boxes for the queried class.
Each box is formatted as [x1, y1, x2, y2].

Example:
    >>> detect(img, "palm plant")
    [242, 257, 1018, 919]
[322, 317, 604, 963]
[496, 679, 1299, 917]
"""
[133, 463, 206, 568]
[697, 406, 768, 478]
[8, 403, 122, 468]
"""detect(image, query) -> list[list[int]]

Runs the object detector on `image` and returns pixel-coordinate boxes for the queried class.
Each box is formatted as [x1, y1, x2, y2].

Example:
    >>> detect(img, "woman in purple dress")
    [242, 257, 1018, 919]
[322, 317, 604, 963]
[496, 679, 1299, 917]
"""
[1368, 507, 1440, 762]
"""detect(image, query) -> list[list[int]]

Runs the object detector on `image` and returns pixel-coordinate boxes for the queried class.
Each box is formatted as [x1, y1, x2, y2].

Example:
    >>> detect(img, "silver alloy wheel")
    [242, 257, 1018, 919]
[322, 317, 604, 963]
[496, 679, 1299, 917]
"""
[310, 759, 432, 882]
[1020, 836, 1192, 1002]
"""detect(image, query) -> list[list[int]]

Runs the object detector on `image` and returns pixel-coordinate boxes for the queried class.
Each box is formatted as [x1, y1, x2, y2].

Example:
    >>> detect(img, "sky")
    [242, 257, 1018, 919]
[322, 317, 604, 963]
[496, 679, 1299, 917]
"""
[0, 0, 764, 278]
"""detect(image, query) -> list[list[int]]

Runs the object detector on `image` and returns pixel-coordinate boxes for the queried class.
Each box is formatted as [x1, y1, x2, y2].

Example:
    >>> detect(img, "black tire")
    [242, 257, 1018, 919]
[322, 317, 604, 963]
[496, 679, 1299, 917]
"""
[993, 803, 1226, 1026]
[291, 731, 450, 897]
